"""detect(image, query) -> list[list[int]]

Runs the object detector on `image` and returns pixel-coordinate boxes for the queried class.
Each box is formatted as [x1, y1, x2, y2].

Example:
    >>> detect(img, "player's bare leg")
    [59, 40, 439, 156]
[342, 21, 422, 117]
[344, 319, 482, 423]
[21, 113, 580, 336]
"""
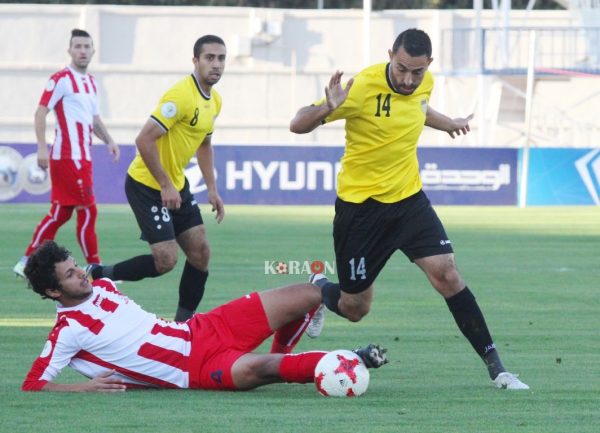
[259, 283, 321, 331]
[338, 288, 373, 322]
[415, 253, 529, 388]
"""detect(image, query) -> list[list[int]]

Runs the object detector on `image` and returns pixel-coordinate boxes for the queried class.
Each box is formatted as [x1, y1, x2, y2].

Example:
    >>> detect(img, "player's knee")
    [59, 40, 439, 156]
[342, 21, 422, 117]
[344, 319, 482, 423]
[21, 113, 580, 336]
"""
[188, 242, 210, 269]
[341, 303, 370, 322]
[304, 283, 322, 307]
[154, 253, 177, 274]
[432, 268, 464, 296]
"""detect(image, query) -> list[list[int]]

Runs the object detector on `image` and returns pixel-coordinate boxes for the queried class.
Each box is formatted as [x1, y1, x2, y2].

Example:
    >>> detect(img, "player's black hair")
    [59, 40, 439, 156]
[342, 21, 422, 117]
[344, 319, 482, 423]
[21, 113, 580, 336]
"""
[193, 35, 226, 58]
[70, 28, 92, 46]
[392, 28, 432, 58]
[24, 240, 70, 300]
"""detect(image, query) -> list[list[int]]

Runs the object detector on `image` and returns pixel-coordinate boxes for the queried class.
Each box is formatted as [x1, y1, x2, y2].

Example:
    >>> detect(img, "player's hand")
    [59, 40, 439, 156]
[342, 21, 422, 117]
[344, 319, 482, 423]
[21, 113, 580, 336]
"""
[86, 370, 126, 392]
[161, 183, 181, 210]
[325, 70, 354, 111]
[37, 146, 49, 170]
[107, 142, 120, 163]
[446, 114, 474, 138]
[208, 190, 225, 223]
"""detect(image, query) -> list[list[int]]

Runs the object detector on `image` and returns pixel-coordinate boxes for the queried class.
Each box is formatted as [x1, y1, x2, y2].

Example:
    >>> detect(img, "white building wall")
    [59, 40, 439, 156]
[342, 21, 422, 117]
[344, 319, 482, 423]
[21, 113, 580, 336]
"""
[0, 4, 596, 147]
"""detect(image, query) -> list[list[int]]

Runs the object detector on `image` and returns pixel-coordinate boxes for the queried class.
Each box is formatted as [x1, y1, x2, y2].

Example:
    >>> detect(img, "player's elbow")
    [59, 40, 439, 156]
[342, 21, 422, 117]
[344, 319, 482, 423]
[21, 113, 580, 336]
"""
[22, 379, 47, 392]
[289, 120, 313, 134]
[289, 119, 303, 134]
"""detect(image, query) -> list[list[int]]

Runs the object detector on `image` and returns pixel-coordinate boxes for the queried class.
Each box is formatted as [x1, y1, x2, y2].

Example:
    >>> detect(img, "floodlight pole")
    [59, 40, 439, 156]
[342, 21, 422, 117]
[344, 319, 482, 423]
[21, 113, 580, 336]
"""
[519, 30, 537, 208]
[474, 0, 486, 148]
[363, 0, 371, 68]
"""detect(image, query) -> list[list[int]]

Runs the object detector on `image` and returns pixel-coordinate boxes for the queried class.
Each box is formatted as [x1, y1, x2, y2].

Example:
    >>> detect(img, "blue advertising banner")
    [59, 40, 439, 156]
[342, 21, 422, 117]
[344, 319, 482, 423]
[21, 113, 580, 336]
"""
[418, 147, 517, 205]
[1, 144, 518, 205]
[526, 148, 600, 205]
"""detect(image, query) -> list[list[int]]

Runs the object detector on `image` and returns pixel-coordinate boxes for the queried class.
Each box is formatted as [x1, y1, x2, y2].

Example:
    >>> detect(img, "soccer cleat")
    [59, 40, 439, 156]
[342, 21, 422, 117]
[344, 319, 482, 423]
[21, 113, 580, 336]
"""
[353, 344, 389, 369]
[493, 372, 530, 390]
[307, 304, 326, 338]
[85, 263, 103, 281]
[13, 256, 28, 279]
[307, 273, 329, 338]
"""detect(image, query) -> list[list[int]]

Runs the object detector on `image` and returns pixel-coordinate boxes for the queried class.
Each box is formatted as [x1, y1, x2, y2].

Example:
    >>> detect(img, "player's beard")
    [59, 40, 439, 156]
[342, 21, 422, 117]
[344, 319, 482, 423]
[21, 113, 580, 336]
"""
[73, 58, 91, 71]
[396, 85, 417, 95]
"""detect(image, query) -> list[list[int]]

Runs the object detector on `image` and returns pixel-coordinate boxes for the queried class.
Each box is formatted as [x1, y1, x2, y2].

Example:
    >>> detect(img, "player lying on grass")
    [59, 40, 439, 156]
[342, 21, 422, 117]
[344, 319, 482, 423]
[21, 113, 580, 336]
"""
[21, 241, 388, 392]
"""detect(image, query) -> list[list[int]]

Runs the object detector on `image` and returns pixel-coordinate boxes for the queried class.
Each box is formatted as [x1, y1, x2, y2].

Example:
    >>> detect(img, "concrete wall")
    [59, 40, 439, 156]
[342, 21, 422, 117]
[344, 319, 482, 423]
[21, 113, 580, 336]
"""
[0, 4, 597, 147]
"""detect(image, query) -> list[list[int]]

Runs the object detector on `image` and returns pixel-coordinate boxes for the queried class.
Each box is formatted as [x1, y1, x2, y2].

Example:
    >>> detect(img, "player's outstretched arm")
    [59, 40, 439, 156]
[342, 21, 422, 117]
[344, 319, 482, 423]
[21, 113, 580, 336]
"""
[40, 370, 127, 393]
[425, 106, 473, 139]
[290, 70, 354, 134]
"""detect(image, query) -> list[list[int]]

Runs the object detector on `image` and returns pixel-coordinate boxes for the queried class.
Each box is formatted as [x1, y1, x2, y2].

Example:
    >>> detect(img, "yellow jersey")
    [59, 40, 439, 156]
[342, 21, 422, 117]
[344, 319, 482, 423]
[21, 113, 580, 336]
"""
[318, 63, 433, 203]
[128, 74, 222, 191]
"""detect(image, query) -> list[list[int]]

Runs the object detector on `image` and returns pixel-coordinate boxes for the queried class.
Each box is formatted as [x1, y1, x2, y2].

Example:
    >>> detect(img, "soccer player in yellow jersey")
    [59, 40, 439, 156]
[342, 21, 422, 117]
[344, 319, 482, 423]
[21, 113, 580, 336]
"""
[290, 29, 529, 390]
[89, 35, 226, 322]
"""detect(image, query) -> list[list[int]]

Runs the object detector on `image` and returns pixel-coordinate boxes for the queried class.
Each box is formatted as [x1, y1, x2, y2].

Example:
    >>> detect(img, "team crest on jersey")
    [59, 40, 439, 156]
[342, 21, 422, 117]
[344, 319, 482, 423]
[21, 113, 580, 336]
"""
[210, 369, 223, 384]
[420, 98, 428, 115]
[161, 102, 177, 119]
[45, 79, 56, 92]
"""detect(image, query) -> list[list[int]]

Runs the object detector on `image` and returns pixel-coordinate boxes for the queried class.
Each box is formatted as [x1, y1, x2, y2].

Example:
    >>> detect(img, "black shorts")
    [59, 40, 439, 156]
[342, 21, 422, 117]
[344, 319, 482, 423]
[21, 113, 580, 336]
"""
[333, 190, 453, 294]
[125, 175, 204, 244]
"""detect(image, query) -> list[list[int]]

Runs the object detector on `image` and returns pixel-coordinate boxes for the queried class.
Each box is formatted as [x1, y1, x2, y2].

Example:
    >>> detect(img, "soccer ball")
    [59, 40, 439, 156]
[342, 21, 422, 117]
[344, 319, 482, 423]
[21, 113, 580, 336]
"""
[314, 350, 370, 397]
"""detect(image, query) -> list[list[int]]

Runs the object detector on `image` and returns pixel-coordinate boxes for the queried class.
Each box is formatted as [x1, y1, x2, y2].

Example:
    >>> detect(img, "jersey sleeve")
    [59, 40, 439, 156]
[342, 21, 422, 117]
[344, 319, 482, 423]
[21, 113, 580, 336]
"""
[149, 85, 188, 132]
[39, 73, 68, 111]
[89, 75, 100, 116]
[208, 91, 222, 136]
[319, 79, 361, 124]
[22, 319, 80, 391]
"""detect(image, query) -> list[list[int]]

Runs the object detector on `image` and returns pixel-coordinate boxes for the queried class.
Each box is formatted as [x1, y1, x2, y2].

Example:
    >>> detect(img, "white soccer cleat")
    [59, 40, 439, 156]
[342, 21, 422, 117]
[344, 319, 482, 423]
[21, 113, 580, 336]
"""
[307, 304, 326, 338]
[13, 256, 27, 279]
[307, 273, 329, 338]
[493, 372, 530, 390]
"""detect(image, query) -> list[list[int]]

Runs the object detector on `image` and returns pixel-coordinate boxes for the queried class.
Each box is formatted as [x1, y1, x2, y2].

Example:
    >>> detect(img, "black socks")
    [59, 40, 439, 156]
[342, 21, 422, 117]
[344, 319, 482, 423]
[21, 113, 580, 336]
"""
[318, 280, 343, 317]
[98, 255, 161, 281]
[175, 262, 208, 321]
[445, 287, 505, 379]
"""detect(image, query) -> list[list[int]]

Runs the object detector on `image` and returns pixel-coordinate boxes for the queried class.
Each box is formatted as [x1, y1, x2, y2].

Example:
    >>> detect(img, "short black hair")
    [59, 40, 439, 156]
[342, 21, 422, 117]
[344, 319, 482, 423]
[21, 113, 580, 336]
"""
[70, 28, 92, 46]
[392, 28, 432, 58]
[193, 35, 225, 58]
[24, 240, 70, 300]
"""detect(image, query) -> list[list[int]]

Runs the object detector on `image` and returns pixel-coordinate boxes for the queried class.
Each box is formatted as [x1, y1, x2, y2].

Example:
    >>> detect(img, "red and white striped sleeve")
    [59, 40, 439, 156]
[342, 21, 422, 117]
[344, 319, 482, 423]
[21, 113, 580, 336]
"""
[39, 70, 68, 110]
[22, 317, 80, 391]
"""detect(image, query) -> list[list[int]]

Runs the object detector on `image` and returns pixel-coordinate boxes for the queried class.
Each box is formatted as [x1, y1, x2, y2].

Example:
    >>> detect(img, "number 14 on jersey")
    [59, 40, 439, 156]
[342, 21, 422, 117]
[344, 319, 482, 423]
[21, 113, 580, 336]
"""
[349, 257, 366, 280]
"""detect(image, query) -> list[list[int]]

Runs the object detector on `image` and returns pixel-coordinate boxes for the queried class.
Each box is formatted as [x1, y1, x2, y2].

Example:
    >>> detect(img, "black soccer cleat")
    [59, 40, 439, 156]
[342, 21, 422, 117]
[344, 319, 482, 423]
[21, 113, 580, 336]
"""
[353, 343, 389, 369]
[85, 263, 104, 281]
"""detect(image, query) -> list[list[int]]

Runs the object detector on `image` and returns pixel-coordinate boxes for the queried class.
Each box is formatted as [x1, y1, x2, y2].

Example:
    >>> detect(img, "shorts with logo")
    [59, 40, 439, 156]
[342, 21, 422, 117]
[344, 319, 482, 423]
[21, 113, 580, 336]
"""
[50, 159, 95, 206]
[333, 190, 453, 294]
[125, 174, 203, 244]
[187, 292, 272, 390]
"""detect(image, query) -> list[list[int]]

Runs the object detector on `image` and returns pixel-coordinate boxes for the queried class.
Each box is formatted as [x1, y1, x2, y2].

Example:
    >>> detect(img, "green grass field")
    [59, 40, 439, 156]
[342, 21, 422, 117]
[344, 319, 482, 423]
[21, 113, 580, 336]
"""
[1, 204, 599, 433]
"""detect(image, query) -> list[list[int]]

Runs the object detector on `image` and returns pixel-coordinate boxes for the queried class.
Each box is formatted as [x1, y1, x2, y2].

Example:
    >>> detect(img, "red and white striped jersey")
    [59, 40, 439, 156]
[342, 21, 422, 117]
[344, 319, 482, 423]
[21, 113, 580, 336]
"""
[39, 66, 100, 161]
[22, 279, 193, 391]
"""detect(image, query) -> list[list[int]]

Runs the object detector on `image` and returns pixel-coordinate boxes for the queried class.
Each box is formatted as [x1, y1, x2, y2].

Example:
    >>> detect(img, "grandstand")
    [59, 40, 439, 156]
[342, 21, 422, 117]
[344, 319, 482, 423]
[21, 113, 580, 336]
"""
[0, 2, 597, 147]
[0, 3, 598, 206]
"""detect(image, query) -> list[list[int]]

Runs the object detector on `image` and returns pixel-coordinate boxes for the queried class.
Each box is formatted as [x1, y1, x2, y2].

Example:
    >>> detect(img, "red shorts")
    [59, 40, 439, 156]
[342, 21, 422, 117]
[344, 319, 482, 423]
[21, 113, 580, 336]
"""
[50, 159, 95, 206]
[187, 292, 273, 390]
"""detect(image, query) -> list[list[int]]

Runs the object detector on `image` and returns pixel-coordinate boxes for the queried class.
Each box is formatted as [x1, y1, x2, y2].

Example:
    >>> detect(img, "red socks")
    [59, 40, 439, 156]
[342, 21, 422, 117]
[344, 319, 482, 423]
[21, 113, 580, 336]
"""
[25, 203, 73, 256]
[76, 204, 100, 264]
[270, 305, 318, 354]
[279, 352, 327, 383]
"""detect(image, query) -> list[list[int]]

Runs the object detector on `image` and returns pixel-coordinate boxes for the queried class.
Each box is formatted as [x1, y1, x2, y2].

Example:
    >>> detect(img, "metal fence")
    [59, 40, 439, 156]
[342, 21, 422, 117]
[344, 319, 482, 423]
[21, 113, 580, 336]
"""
[441, 27, 600, 75]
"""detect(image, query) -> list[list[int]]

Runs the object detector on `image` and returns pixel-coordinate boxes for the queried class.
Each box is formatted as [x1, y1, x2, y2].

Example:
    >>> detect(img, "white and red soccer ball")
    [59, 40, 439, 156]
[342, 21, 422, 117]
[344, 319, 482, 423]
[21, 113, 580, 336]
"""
[314, 350, 370, 397]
